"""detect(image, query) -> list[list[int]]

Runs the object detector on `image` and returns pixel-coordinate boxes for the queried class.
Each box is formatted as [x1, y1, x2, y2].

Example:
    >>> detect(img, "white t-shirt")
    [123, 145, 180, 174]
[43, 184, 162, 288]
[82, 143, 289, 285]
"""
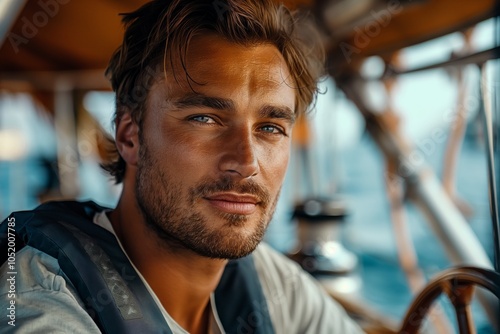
[0, 212, 364, 334]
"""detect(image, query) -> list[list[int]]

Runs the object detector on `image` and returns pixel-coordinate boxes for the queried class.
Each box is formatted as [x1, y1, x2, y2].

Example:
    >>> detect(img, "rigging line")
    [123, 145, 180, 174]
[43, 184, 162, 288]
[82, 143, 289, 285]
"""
[494, 12, 500, 276]
[480, 62, 500, 273]
[441, 31, 474, 218]
[374, 46, 500, 80]
[384, 167, 452, 334]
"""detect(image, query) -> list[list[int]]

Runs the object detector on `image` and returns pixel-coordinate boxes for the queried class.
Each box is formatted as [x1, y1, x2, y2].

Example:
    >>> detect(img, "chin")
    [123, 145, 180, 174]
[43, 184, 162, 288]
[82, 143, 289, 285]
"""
[197, 243, 260, 260]
[189, 224, 266, 260]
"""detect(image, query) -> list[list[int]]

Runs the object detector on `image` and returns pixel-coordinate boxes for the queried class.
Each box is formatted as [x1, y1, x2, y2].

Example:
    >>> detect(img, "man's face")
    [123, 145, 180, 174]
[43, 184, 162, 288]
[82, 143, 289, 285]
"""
[135, 34, 296, 259]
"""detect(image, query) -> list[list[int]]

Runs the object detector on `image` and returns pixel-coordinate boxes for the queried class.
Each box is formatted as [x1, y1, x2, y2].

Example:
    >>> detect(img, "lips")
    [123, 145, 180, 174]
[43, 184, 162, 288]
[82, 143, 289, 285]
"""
[204, 193, 260, 215]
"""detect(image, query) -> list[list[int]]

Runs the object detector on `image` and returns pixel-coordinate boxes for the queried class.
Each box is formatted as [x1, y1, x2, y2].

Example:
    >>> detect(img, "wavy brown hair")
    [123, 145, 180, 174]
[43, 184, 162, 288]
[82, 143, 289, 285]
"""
[102, 0, 325, 183]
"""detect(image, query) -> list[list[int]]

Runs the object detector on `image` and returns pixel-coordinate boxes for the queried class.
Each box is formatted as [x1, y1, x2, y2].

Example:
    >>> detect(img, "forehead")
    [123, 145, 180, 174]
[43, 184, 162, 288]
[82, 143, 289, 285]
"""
[159, 34, 296, 108]
[185, 35, 290, 82]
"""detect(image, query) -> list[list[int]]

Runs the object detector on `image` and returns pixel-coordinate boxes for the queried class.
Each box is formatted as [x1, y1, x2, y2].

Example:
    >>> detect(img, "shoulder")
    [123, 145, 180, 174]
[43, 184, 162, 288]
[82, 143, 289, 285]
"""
[252, 243, 364, 334]
[2, 200, 108, 238]
[0, 246, 101, 333]
[253, 242, 322, 296]
[1, 245, 70, 293]
[252, 242, 305, 294]
[252, 242, 316, 307]
[5, 200, 108, 225]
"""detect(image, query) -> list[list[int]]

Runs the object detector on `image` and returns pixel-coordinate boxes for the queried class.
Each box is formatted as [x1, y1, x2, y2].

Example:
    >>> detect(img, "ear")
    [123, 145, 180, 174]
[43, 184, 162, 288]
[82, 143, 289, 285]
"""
[115, 113, 139, 166]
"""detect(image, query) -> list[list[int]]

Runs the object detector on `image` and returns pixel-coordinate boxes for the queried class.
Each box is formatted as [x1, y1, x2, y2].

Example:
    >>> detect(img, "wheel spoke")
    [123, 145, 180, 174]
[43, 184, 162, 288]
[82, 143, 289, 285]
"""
[447, 282, 476, 334]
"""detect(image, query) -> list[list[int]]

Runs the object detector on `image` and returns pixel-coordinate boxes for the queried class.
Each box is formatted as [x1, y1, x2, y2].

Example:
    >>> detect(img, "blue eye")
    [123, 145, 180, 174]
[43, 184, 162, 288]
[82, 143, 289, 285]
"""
[190, 115, 215, 124]
[260, 125, 285, 135]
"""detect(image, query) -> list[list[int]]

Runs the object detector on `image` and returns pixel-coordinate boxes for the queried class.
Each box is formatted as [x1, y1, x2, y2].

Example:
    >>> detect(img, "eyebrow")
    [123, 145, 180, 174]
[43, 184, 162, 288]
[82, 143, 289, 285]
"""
[173, 94, 235, 111]
[172, 93, 295, 124]
[259, 105, 296, 124]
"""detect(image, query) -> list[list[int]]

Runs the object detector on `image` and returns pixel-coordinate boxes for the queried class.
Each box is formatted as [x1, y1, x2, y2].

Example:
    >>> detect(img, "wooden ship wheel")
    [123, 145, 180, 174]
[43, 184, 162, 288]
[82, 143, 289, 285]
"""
[400, 267, 500, 334]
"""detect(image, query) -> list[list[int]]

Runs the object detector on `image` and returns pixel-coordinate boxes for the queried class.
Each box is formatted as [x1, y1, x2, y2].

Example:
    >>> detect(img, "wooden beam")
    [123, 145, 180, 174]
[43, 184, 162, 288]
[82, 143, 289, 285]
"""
[0, 69, 111, 91]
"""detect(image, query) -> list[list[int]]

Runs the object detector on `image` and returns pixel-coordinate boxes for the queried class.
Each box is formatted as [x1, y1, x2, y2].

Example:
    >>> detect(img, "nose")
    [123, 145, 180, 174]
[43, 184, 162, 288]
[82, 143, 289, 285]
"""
[218, 127, 260, 179]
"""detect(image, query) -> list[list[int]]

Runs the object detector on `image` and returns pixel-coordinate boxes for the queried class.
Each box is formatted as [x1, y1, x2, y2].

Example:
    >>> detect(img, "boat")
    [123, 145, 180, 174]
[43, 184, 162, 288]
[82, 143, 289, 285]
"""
[0, 1, 498, 333]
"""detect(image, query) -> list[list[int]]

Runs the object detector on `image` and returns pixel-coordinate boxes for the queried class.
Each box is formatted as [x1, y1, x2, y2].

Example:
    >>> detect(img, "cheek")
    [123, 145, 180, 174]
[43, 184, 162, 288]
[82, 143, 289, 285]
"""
[262, 142, 290, 188]
[150, 126, 214, 175]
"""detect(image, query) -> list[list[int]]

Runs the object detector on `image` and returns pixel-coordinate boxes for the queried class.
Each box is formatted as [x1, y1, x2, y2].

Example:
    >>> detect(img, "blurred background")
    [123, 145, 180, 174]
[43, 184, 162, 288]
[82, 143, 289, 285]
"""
[1, 0, 499, 333]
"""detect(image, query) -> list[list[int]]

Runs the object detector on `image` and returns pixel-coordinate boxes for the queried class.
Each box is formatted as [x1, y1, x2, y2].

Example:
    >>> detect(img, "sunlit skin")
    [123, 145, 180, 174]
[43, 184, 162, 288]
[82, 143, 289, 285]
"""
[109, 34, 296, 334]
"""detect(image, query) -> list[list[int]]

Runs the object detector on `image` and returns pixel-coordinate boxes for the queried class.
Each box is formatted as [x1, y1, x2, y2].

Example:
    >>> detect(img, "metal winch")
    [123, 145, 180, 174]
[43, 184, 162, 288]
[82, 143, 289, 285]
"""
[288, 198, 358, 276]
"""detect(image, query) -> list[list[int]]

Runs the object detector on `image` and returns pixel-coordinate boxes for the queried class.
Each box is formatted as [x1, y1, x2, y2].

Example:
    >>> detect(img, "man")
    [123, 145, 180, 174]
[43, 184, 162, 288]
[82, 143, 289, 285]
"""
[0, 0, 363, 333]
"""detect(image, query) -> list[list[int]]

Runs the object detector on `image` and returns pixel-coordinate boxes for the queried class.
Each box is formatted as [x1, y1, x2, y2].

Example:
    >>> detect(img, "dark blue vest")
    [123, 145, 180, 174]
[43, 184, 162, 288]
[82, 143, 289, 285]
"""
[0, 201, 275, 334]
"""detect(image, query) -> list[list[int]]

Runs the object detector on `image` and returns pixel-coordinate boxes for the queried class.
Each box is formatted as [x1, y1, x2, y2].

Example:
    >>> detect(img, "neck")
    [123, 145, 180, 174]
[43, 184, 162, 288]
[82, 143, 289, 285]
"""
[109, 191, 227, 333]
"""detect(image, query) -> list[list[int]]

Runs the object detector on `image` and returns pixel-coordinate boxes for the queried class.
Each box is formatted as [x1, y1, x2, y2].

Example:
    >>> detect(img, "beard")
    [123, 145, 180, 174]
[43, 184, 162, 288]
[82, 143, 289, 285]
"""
[135, 142, 280, 259]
